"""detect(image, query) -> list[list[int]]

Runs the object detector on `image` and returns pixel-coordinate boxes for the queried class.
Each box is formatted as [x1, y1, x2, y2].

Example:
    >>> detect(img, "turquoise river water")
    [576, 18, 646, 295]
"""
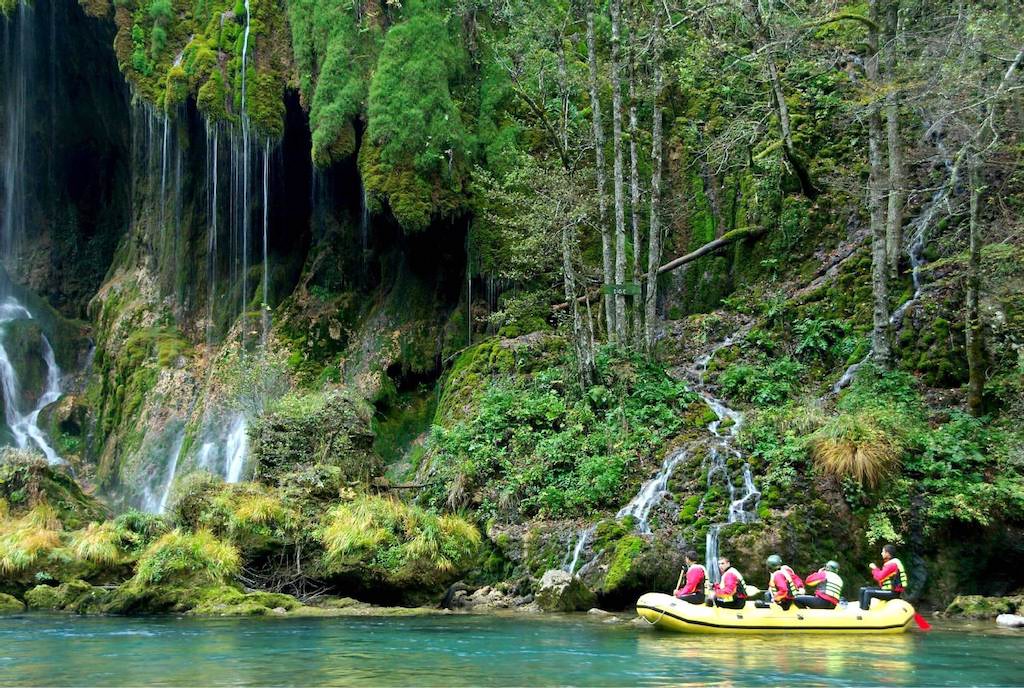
[0, 613, 1021, 686]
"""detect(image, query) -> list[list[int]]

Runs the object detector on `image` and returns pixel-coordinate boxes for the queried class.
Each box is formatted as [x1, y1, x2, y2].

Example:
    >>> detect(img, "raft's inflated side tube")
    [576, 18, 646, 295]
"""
[635, 592, 915, 634]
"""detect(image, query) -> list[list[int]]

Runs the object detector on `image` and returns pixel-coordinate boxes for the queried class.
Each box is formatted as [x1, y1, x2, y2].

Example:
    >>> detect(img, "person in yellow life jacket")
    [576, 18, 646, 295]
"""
[795, 560, 843, 609]
[858, 544, 907, 610]
[765, 554, 804, 610]
[711, 556, 748, 610]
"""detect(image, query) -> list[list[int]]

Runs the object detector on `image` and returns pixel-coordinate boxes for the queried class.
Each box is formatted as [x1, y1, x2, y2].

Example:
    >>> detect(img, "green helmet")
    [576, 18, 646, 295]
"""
[766, 554, 782, 569]
[825, 560, 840, 573]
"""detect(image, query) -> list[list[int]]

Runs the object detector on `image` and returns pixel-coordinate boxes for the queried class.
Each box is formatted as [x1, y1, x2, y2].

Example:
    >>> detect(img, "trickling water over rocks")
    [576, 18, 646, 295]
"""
[0, 298, 63, 464]
[563, 328, 760, 584]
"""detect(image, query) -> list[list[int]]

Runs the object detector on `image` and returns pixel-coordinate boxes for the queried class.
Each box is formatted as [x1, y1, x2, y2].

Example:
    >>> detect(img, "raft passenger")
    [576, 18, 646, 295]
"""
[795, 560, 843, 609]
[766, 554, 803, 610]
[711, 556, 748, 610]
[673, 550, 706, 605]
[859, 544, 906, 610]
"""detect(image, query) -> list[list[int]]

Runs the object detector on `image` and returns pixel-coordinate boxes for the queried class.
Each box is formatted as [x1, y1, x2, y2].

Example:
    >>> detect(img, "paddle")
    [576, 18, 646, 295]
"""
[913, 612, 932, 631]
[673, 567, 685, 594]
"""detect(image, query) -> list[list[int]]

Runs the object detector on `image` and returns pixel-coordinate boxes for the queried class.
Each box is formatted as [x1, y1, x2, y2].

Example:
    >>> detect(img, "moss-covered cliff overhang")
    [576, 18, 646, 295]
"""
[78, 0, 291, 138]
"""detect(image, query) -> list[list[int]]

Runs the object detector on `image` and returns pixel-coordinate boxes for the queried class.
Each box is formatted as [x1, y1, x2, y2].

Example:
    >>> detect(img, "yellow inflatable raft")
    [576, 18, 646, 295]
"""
[635, 592, 915, 634]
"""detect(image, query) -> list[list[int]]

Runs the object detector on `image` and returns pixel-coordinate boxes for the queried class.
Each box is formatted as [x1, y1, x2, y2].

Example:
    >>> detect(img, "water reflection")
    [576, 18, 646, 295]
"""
[636, 631, 916, 683]
[1, 614, 1020, 686]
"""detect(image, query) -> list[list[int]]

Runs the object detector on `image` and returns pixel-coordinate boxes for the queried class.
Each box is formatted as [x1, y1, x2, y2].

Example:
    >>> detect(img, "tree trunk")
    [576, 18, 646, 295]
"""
[645, 13, 664, 355]
[742, 0, 817, 198]
[867, 0, 891, 367]
[628, 43, 643, 347]
[586, 3, 615, 340]
[966, 155, 984, 416]
[884, 0, 904, 279]
[563, 219, 594, 388]
[610, 0, 627, 344]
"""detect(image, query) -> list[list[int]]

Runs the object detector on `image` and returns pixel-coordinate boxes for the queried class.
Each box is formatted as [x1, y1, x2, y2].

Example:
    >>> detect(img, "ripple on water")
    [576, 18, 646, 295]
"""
[1, 614, 1023, 686]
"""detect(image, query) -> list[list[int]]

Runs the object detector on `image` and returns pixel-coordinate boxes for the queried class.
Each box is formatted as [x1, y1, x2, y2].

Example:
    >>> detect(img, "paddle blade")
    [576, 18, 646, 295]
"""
[913, 612, 932, 631]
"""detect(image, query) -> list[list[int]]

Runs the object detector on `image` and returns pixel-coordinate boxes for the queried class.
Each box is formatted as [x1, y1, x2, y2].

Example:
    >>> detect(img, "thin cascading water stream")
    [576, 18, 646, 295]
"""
[0, 298, 63, 464]
[224, 414, 248, 483]
[832, 137, 956, 394]
[689, 337, 760, 584]
[564, 333, 759, 576]
[615, 447, 689, 534]
[141, 429, 185, 514]
[1, 1, 32, 258]
[261, 138, 270, 345]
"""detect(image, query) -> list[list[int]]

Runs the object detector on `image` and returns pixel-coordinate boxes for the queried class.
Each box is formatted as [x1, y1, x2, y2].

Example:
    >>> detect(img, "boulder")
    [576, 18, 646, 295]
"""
[534, 569, 596, 612]
[944, 595, 1024, 619]
[0, 593, 24, 613]
[996, 614, 1024, 628]
[24, 585, 61, 610]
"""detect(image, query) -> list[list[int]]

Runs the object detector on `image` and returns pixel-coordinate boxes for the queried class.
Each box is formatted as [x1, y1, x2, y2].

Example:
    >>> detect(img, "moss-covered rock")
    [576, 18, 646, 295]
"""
[534, 569, 596, 612]
[24, 580, 110, 613]
[0, 450, 109, 528]
[249, 390, 379, 489]
[0, 592, 24, 613]
[945, 595, 1024, 619]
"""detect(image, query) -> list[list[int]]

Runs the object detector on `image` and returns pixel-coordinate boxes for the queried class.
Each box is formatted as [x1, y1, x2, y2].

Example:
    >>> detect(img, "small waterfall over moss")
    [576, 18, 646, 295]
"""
[0, 298, 63, 464]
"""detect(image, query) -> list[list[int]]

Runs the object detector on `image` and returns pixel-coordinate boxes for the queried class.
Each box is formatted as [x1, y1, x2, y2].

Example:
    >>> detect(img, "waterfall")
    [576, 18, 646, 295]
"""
[159, 114, 170, 233]
[206, 120, 219, 344]
[261, 138, 270, 344]
[689, 337, 760, 584]
[0, 298, 63, 464]
[563, 333, 759, 575]
[224, 414, 248, 483]
[141, 430, 185, 514]
[615, 448, 689, 534]
[564, 523, 596, 574]
[1, 1, 32, 258]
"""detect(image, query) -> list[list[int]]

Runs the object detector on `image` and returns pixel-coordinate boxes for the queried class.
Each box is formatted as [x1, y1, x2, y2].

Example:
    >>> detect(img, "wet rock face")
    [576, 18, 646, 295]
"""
[534, 569, 596, 612]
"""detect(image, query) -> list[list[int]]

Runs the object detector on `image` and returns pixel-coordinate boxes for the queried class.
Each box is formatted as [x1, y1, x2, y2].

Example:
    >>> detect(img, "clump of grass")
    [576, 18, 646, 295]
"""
[320, 495, 480, 586]
[112, 509, 170, 554]
[133, 529, 240, 586]
[230, 493, 287, 529]
[811, 409, 904, 487]
[70, 522, 122, 566]
[0, 504, 62, 574]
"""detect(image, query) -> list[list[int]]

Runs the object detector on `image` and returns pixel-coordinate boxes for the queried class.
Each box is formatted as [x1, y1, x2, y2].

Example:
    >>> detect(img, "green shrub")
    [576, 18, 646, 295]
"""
[426, 347, 695, 518]
[719, 357, 805, 405]
[133, 530, 240, 586]
[320, 495, 480, 588]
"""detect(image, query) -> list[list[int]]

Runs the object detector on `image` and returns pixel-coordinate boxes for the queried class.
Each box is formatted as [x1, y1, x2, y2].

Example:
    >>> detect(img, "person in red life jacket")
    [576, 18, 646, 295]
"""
[673, 550, 707, 604]
[765, 554, 803, 610]
[858, 544, 907, 610]
[795, 560, 844, 609]
[711, 555, 748, 610]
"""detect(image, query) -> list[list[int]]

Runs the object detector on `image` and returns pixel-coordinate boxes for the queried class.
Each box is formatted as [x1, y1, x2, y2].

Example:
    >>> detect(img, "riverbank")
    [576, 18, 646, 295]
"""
[0, 611, 1020, 686]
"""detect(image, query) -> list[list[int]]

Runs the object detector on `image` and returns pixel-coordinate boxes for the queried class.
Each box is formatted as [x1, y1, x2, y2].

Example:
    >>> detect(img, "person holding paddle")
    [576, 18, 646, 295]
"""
[673, 550, 706, 605]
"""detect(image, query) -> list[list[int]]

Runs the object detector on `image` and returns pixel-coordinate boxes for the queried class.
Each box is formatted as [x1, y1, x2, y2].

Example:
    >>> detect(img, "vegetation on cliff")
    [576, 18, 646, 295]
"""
[0, 0, 1019, 613]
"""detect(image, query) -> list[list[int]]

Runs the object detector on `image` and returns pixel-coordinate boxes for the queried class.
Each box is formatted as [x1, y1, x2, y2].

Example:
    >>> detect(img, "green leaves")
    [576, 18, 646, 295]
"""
[426, 347, 695, 519]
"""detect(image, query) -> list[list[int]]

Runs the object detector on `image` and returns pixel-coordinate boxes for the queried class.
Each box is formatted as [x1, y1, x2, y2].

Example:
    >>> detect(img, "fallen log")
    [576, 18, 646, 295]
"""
[553, 226, 764, 311]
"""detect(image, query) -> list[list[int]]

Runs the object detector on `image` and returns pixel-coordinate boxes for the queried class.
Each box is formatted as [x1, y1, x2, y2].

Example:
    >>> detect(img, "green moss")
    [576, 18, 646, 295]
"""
[602, 535, 644, 593]
[0, 592, 24, 613]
